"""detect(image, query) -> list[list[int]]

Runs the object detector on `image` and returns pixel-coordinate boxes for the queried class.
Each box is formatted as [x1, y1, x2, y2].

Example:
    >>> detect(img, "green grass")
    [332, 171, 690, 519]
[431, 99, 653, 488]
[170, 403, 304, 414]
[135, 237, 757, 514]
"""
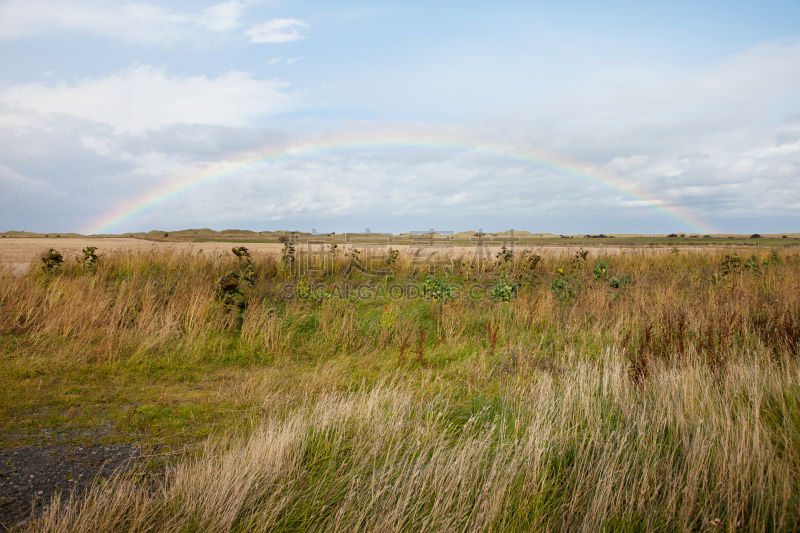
[1, 246, 799, 531]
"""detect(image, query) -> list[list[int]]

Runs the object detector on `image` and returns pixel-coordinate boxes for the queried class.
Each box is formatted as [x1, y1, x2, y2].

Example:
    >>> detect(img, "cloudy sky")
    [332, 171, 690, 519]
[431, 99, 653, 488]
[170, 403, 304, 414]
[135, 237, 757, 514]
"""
[1, 0, 799, 235]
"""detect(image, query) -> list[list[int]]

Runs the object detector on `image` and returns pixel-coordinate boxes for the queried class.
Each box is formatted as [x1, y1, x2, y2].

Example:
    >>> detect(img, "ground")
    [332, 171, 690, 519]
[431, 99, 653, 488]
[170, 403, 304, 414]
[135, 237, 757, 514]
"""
[1, 236, 798, 531]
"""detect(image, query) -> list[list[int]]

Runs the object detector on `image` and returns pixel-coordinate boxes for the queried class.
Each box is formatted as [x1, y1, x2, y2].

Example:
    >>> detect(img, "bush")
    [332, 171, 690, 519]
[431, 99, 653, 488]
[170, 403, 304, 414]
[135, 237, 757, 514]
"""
[610, 274, 632, 288]
[750, 234, 761, 239]
[421, 275, 455, 302]
[489, 273, 517, 302]
[550, 268, 579, 302]
[593, 260, 608, 281]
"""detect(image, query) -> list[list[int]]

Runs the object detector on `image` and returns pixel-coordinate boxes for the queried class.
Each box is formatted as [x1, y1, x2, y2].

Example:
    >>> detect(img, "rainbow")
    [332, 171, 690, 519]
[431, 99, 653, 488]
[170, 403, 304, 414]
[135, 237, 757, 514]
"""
[86, 136, 714, 234]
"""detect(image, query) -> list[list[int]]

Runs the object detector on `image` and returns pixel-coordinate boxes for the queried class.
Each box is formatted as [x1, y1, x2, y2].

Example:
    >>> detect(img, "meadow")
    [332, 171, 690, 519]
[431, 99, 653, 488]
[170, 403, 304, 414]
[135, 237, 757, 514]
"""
[1, 243, 799, 532]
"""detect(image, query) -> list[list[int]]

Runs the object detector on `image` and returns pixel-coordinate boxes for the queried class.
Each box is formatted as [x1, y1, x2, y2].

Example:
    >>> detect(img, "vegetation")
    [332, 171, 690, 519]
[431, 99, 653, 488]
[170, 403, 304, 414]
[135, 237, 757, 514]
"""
[1, 246, 800, 532]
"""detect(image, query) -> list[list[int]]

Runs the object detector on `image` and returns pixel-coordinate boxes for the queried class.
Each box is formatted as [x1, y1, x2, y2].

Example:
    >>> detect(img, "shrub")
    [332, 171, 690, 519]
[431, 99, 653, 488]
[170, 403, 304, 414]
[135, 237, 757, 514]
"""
[40, 248, 64, 272]
[421, 275, 455, 302]
[593, 260, 608, 281]
[746, 254, 760, 274]
[77, 246, 99, 272]
[750, 234, 761, 239]
[489, 272, 517, 302]
[550, 268, 579, 301]
[610, 274, 632, 288]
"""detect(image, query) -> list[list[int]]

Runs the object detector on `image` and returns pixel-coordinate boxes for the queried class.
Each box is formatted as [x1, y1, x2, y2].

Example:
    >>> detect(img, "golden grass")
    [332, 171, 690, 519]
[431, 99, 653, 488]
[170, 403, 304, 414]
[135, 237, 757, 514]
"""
[1, 246, 799, 531]
[29, 358, 800, 532]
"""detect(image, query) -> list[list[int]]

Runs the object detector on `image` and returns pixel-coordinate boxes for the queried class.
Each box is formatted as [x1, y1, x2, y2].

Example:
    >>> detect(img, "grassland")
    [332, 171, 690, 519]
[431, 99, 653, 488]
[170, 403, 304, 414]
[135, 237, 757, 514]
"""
[1, 244, 799, 532]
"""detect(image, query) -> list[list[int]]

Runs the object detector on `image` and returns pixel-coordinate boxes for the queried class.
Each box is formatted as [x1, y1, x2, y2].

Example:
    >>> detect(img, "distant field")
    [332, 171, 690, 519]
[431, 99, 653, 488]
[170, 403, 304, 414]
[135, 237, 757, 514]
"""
[2, 234, 797, 272]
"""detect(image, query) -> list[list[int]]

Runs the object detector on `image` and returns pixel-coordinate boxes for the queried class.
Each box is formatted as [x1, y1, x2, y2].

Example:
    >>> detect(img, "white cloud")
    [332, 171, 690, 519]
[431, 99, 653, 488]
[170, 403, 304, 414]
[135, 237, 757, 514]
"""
[244, 18, 308, 44]
[0, 0, 180, 42]
[605, 155, 649, 174]
[195, 1, 243, 32]
[0, 0, 248, 42]
[287, 56, 304, 64]
[80, 135, 112, 156]
[0, 65, 296, 133]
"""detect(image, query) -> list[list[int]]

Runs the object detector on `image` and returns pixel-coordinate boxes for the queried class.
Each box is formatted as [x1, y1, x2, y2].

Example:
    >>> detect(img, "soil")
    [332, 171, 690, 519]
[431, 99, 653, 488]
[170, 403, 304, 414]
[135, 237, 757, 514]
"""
[0, 444, 140, 531]
[0, 444, 141, 530]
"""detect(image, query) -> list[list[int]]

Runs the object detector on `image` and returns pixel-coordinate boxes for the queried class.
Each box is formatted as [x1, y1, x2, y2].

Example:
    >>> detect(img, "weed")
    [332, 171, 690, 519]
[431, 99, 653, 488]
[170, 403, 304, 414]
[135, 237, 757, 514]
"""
[399, 332, 411, 362]
[593, 259, 608, 281]
[40, 248, 64, 273]
[746, 254, 760, 275]
[281, 241, 296, 274]
[521, 250, 541, 271]
[609, 274, 632, 288]
[495, 245, 514, 266]
[421, 275, 455, 302]
[380, 306, 397, 332]
[76, 246, 99, 272]
[487, 321, 499, 355]
[550, 268, 579, 302]
[386, 247, 399, 266]
[490, 272, 517, 302]
[719, 254, 743, 278]
[414, 327, 426, 365]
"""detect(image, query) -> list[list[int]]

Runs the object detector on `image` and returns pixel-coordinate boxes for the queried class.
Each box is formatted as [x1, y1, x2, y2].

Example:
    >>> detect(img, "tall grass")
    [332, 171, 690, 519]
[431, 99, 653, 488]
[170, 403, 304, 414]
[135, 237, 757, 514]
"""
[2, 247, 797, 365]
[2, 246, 799, 531]
[29, 358, 800, 532]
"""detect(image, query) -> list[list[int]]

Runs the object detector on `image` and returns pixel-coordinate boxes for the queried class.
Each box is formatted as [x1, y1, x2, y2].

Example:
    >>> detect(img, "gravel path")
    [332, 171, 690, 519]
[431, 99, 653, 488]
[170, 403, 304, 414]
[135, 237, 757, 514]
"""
[0, 444, 140, 530]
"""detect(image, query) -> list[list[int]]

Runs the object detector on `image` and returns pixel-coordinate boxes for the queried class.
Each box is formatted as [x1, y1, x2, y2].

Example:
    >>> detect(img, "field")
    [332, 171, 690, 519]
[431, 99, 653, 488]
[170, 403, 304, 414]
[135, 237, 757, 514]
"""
[1, 240, 799, 532]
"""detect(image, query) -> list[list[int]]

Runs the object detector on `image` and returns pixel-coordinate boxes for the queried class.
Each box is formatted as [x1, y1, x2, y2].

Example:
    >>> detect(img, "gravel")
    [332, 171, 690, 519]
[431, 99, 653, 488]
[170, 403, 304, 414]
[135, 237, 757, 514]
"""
[0, 444, 140, 531]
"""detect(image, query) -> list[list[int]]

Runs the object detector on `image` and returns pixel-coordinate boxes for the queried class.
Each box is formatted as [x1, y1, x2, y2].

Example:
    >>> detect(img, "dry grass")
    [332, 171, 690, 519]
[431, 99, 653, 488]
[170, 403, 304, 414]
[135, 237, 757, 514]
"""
[1, 246, 799, 531]
[29, 360, 800, 532]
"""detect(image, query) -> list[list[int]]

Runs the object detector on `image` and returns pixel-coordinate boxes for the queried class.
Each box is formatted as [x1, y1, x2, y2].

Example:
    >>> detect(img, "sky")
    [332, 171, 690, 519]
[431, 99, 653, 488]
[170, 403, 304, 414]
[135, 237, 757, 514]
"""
[0, 0, 799, 235]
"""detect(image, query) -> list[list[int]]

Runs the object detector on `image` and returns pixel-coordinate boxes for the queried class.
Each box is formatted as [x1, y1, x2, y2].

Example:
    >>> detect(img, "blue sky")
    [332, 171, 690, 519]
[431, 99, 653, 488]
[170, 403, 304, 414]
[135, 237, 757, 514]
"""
[1, 0, 799, 234]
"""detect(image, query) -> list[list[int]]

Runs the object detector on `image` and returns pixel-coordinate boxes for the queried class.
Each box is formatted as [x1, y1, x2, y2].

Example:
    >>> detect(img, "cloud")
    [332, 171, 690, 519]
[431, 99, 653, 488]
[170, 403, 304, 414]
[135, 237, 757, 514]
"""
[244, 18, 309, 44]
[287, 56, 304, 64]
[0, 66, 296, 133]
[2, 21, 800, 233]
[605, 155, 649, 174]
[195, 1, 244, 32]
[0, 0, 179, 42]
[0, 0, 249, 42]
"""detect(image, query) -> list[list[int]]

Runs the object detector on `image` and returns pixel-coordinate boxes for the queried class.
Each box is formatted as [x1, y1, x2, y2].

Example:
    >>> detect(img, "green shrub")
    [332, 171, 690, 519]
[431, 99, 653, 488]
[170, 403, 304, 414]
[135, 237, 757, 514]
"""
[490, 272, 517, 302]
[593, 260, 608, 281]
[421, 275, 455, 302]
[609, 274, 632, 289]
